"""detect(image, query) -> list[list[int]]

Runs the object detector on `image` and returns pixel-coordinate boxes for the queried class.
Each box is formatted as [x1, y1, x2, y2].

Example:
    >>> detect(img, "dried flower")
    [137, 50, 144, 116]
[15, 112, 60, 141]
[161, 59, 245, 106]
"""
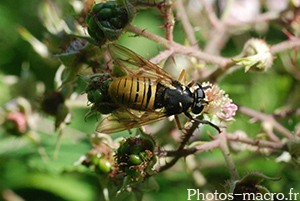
[233, 38, 273, 72]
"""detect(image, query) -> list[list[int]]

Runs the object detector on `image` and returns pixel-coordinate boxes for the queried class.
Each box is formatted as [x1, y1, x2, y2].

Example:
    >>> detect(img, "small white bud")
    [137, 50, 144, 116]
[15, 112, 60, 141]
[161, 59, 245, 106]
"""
[233, 38, 273, 72]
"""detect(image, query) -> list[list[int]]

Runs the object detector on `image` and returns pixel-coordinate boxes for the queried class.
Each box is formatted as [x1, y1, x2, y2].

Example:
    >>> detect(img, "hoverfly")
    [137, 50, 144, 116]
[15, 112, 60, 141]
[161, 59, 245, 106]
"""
[93, 44, 220, 134]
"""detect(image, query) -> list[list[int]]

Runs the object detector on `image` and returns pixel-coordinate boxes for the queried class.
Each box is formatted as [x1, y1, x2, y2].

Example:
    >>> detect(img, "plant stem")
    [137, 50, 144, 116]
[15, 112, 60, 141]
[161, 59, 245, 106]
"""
[203, 0, 230, 55]
[238, 106, 294, 139]
[176, 0, 198, 47]
[164, 0, 175, 41]
[125, 24, 231, 67]
[270, 38, 300, 55]
[125, 24, 172, 47]
[225, 133, 284, 149]
[224, 11, 279, 27]
[219, 132, 240, 180]
[157, 121, 200, 173]
[150, 49, 174, 64]
[220, 0, 235, 21]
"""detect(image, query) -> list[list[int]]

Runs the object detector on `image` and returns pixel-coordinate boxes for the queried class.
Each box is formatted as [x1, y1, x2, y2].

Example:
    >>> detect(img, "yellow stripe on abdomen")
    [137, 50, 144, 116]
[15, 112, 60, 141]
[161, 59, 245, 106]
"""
[108, 76, 157, 111]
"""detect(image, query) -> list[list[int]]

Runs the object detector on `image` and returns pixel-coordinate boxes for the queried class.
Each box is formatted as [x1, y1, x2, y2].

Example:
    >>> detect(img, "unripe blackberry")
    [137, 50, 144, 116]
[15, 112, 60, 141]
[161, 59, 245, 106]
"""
[86, 0, 135, 46]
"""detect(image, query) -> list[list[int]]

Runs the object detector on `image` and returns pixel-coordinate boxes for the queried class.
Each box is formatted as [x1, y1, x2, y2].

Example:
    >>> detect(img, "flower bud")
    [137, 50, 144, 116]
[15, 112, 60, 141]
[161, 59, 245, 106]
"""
[233, 38, 273, 72]
[4, 112, 28, 135]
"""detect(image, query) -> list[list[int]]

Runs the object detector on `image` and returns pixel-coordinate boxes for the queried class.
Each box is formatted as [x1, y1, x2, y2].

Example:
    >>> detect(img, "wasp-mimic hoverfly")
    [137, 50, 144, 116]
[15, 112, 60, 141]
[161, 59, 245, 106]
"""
[91, 44, 220, 134]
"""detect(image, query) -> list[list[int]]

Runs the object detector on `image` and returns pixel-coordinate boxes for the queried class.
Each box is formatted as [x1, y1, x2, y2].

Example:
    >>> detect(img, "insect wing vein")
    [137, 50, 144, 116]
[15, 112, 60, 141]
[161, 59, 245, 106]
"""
[96, 108, 168, 134]
[108, 44, 175, 84]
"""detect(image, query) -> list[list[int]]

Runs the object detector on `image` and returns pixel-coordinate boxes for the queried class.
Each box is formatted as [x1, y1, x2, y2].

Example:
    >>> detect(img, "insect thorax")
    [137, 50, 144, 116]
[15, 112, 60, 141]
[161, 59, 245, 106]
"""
[155, 82, 194, 116]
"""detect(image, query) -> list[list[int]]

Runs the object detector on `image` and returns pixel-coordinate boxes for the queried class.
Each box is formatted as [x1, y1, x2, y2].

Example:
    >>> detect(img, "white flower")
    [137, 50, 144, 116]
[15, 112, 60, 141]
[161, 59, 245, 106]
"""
[201, 82, 237, 124]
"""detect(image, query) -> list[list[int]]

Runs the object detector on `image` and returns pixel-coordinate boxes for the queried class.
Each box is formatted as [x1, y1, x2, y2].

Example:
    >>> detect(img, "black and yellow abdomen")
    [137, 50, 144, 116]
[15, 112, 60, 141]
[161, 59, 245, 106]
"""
[108, 76, 158, 111]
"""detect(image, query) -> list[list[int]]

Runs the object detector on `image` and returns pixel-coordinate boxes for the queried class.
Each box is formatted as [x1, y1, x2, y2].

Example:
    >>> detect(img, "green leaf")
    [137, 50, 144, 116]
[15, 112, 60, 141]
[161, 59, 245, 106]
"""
[225, 171, 281, 194]
[68, 34, 100, 46]
[16, 173, 95, 201]
[239, 171, 281, 186]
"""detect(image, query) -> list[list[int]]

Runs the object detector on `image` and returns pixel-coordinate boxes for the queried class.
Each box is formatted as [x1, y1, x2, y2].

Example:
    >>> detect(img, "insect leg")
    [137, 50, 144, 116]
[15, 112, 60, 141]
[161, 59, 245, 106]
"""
[202, 85, 211, 89]
[187, 80, 195, 87]
[184, 112, 221, 133]
[194, 82, 205, 88]
[177, 69, 187, 85]
[183, 119, 192, 129]
[194, 119, 221, 133]
[175, 115, 182, 130]
[196, 82, 212, 90]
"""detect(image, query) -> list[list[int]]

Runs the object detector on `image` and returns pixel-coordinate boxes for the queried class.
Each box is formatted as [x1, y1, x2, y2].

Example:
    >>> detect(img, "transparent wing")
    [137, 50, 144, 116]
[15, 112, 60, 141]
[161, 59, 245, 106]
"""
[96, 108, 168, 134]
[108, 44, 175, 86]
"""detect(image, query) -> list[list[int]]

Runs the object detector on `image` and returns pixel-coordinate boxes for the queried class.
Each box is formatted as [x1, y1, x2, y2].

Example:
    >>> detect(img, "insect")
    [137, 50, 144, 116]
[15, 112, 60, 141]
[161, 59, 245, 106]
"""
[94, 44, 220, 134]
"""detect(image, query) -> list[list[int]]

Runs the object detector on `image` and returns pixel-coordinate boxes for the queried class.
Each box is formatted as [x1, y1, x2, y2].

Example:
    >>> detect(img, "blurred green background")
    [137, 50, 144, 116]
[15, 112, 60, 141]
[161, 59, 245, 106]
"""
[1, 0, 300, 200]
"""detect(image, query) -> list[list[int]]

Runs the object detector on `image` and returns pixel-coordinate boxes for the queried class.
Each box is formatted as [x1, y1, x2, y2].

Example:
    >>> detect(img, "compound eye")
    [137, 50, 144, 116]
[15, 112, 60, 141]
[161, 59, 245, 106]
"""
[192, 103, 204, 114]
[196, 88, 205, 99]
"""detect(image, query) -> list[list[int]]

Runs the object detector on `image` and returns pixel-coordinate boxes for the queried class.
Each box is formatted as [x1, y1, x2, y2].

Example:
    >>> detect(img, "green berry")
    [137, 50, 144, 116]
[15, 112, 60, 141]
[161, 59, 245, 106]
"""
[100, 21, 111, 28]
[137, 133, 156, 151]
[94, 90, 104, 103]
[92, 153, 102, 165]
[103, 1, 118, 9]
[113, 7, 125, 16]
[98, 158, 112, 173]
[87, 27, 96, 39]
[87, 16, 99, 32]
[99, 8, 113, 19]
[92, 3, 104, 12]
[117, 143, 131, 155]
[130, 143, 143, 154]
[110, 17, 122, 29]
[129, 154, 143, 165]
[87, 91, 95, 102]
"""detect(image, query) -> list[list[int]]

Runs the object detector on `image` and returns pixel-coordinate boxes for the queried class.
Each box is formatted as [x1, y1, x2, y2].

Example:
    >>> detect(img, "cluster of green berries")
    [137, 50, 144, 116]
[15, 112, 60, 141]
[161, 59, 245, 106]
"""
[91, 153, 113, 174]
[86, 1, 135, 46]
[86, 87, 104, 105]
[116, 134, 157, 179]
[84, 75, 116, 115]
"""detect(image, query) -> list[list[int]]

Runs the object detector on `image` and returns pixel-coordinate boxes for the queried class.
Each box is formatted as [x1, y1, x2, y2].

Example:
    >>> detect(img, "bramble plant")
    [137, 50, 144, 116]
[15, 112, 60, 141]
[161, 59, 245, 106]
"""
[1, 0, 300, 200]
